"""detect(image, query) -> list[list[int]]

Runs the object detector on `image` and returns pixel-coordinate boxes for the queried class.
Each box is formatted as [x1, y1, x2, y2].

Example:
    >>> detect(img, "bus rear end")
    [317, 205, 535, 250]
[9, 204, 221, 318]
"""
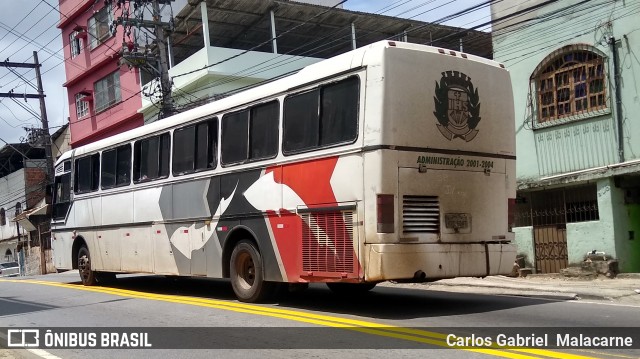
[362, 42, 516, 282]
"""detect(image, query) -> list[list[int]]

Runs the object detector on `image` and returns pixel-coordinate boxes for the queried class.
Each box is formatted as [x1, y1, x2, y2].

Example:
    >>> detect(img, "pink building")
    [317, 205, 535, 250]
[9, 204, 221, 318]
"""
[58, 0, 143, 148]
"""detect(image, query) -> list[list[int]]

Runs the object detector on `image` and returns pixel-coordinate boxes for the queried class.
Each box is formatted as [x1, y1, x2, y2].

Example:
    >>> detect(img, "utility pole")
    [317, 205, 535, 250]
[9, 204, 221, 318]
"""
[0, 52, 55, 184]
[153, 0, 175, 118]
[33, 51, 55, 182]
[113, 0, 175, 119]
[609, 36, 624, 163]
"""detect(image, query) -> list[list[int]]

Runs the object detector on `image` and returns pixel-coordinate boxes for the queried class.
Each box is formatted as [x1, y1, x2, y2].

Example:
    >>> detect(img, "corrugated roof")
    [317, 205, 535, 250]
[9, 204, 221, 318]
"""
[171, 0, 491, 64]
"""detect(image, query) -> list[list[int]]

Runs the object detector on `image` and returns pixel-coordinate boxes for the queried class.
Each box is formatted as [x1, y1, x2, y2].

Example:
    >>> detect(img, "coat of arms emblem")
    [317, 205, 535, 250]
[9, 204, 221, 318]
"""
[433, 71, 481, 141]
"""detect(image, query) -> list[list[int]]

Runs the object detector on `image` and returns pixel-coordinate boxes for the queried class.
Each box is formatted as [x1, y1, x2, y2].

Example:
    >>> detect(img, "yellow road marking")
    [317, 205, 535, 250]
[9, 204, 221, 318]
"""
[1, 279, 606, 359]
[573, 350, 639, 359]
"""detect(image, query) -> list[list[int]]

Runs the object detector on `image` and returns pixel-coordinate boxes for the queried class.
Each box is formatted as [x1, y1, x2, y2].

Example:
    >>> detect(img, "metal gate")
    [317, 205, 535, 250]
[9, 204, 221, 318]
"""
[515, 185, 598, 273]
[533, 224, 568, 273]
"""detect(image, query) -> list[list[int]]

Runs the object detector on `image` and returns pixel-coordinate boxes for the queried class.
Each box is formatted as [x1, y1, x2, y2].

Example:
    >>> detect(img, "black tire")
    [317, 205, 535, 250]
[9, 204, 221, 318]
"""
[230, 240, 275, 303]
[77, 246, 97, 286]
[326, 282, 377, 295]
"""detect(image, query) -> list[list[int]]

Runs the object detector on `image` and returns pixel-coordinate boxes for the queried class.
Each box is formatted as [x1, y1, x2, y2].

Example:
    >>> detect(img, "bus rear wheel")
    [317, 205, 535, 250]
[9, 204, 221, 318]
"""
[230, 240, 275, 303]
[326, 282, 377, 295]
[77, 246, 97, 286]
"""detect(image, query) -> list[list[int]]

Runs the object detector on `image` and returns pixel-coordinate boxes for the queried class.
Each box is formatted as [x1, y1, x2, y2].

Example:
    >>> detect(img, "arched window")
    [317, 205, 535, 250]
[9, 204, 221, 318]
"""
[0, 207, 6, 226]
[532, 46, 607, 124]
[5, 249, 12, 262]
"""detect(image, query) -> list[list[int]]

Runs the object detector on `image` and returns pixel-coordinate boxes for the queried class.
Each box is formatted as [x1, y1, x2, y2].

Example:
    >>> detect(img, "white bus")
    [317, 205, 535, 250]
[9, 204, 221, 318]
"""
[51, 41, 517, 302]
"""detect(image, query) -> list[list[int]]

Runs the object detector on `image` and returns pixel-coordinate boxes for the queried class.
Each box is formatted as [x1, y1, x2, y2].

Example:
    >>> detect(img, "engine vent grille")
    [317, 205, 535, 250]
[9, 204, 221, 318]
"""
[402, 195, 440, 233]
[301, 211, 354, 273]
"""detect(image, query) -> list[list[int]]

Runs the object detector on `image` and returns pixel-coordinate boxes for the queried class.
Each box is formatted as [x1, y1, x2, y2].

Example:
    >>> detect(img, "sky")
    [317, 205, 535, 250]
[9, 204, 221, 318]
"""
[0, 0, 490, 145]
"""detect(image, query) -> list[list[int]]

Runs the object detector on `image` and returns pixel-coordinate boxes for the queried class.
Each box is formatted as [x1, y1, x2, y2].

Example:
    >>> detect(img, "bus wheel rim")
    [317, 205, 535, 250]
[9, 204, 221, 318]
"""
[236, 251, 255, 290]
[79, 255, 91, 282]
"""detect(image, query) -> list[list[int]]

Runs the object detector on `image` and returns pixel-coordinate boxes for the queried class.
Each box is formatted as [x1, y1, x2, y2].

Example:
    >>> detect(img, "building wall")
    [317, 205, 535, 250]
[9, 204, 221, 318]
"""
[513, 226, 534, 268]
[23, 160, 47, 209]
[510, 179, 625, 271]
[141, 46, 322, 122]
[59, 0, 143, 147]
[492, 0, 640, 272]
[52, 126, 71, 161]
[0, 170, 26, 242]
[565, 180, 616, 265]
[0, 241, 17, 262]
[491, 0, 640, 181]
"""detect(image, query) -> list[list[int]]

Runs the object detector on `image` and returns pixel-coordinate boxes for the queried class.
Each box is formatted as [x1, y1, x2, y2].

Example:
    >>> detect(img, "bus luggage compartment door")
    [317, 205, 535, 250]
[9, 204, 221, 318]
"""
[398, 160, 507, 244]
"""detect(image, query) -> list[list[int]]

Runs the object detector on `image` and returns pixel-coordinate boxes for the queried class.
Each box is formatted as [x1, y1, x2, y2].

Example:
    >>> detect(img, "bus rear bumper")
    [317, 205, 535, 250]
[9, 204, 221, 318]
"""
[365, 242, 516, 282]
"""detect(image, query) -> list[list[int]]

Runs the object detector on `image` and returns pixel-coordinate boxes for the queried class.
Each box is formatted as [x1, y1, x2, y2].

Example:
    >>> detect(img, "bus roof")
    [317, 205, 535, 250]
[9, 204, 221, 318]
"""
[61, 40, 505, 164]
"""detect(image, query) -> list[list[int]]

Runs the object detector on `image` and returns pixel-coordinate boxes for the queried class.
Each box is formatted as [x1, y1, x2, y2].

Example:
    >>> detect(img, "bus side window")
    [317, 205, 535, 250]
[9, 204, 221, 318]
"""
[283, 90, 320, 154]
[221, 110, 249, 165]
[102, 144, 131, 189]
[134, 133, 170, 183]
[173, 118, 217, 176]
[249, 100, 279, 160]
[74, 154, 100, 194]
[221, 101, 279, 166]
[116, 144, 132, 186]
[320, 76, 359, 146]
[282, 76, 359, 155]
[173, 126, 196, 174]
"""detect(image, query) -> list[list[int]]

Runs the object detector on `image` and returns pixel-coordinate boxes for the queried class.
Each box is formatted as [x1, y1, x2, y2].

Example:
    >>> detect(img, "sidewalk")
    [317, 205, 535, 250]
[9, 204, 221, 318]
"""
[384, 274, 640, 304]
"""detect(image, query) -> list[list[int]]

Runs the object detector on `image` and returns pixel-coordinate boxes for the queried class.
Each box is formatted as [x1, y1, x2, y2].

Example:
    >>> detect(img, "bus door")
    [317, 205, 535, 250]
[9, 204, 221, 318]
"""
[51, 160, 72, 269]
[52, 161, 72, 221]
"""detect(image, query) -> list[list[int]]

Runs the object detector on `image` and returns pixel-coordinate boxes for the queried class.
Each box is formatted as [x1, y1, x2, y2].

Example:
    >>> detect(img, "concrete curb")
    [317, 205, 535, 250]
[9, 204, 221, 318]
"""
[422, 282, 586, 300]
[389, 278, 640, 302]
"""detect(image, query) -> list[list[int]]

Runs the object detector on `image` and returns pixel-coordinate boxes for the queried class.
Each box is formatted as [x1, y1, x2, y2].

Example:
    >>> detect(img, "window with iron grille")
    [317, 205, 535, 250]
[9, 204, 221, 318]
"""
[0, 208, 5, 226]
[514, 184, 599, 227]
[534, 50, 606, 124]
[88, 6, 112, 49]
[75, 93, 89, 118]
[94, 71, 121, 113]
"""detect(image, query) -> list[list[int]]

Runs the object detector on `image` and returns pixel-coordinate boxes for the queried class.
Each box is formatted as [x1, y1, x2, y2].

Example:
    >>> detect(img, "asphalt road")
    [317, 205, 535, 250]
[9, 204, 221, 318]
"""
[1, 272, 639, 359]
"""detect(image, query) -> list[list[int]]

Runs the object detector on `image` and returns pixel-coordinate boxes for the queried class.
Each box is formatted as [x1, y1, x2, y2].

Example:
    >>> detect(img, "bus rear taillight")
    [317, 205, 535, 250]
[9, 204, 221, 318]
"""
[377, 194, 395, 233]
[508, 198, 516, 232]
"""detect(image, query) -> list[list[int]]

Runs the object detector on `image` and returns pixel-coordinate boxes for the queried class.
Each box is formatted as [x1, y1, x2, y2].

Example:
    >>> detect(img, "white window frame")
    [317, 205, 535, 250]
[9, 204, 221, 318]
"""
[88, 6, 113, 49]
[75, 93, 89, 118]
[94, 71, 121, 113]
[69, 31, 83, 58]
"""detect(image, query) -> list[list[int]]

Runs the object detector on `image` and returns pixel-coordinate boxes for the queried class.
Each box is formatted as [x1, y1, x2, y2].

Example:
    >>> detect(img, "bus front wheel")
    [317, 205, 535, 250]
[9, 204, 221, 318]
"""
[77, 246, 97, 286]
[230, 240, 274, 303]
